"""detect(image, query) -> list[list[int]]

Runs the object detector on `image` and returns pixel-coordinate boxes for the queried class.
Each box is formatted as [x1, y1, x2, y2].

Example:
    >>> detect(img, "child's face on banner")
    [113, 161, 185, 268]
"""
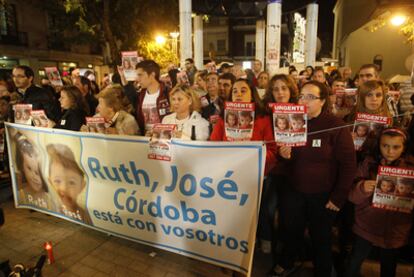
[239, 115, 251, 128]
[277, 118, 288, 130]
[23, 153, 43, 192]
[49, 162, 85, 208]
[396, 183, 413, 196]
[227, 114, 237, 127]
[291, 119, 304, 131]
[380, 180, 394, 193]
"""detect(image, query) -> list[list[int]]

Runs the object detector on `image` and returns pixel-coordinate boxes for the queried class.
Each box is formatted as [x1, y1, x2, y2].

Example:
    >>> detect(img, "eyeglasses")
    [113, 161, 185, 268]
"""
[366, 92, 383, 98]
[298, 94, 321, 101]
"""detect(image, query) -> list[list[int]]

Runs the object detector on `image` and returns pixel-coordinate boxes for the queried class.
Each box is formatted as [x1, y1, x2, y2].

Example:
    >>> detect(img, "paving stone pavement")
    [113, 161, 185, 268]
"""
[0, 200, 413, 277]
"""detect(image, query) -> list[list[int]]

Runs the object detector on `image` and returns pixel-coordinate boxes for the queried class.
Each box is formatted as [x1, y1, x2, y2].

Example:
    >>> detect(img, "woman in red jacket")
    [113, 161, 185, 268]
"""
[210, 78, 277, 175]
[272, 81, 356, 277]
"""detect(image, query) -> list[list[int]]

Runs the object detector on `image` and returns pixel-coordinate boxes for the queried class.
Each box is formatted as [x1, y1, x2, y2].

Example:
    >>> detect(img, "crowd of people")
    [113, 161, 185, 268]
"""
[1, 57, 414, 277]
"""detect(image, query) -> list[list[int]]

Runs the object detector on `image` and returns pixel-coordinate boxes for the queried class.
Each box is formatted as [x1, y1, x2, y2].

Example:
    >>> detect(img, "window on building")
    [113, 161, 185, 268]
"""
[0, 3, 17, 36]
[245, 42, 255, 57]
[217, 39, 226, 52]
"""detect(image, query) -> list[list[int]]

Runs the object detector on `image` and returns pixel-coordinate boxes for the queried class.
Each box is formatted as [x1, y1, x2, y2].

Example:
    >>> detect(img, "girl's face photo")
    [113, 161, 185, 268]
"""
[291, 119, 304, 131]
[380, 180, 394, 193]
[239, 115, 252, 128]
[335, 95, 344, 106]
[365, 87, 383, 111]
[22, 153, 43, 192]
[396, 183, 413, 196]
[356, 125, 369, 137]
[276, 117, 288, 130]
[15, 111, 22, 120]
[272, 80, 290, 103]
[49, 162, 85, 209]
[149, 108, 160, 123]
[226, 113, 237, 127]
[380, 135, 404, 163]
[22, 110, 30, 121]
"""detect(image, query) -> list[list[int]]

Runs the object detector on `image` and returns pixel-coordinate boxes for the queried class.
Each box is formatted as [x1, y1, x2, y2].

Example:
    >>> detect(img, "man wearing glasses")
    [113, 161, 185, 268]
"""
[12, 66, 61, 123]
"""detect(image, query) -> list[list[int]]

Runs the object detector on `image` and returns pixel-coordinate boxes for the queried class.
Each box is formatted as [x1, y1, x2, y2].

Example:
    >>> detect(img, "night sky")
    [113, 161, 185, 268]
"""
[192, 0, 338, 56]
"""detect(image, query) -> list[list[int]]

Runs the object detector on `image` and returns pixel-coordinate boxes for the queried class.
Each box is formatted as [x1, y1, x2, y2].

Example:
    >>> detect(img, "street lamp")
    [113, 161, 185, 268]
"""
[155, 35, 166, 45]
[390, 14, 407, 26]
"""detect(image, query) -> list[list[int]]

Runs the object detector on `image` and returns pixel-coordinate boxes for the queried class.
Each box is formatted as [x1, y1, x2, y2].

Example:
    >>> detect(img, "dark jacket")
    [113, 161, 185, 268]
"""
[349, 155, 414, 248]
[124, 82, 170, 134]
[85, 93, 98, 117]
[55, 108, 86, 131]
[286, 111, 357, 208]
[19, 85, 61, 122]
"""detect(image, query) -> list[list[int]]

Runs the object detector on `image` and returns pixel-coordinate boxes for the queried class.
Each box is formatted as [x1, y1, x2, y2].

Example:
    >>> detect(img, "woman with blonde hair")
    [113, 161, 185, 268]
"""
[161, 84, 210, 140]
[88, 87, 139, 135]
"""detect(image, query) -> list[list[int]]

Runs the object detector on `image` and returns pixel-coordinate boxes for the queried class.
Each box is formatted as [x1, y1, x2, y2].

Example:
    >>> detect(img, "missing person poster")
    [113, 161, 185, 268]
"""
[30, 110, 49, 128]
[13, 104, 32, 125]
[44, 67, 63, 87]
[224, 102, 255, 141]
[148, 124, 175, 161]
[352, 113, 391, 150]
[272, 103, 307, 147]
[86, 117, 106, 134]
[121, 51, 140, 81]
[372, 166, 414, 213]
[5, 123, 266, 276]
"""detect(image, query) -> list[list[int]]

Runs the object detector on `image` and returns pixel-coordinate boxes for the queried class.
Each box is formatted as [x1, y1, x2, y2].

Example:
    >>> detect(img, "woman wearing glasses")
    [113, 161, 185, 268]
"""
[271, 81, 356, 277]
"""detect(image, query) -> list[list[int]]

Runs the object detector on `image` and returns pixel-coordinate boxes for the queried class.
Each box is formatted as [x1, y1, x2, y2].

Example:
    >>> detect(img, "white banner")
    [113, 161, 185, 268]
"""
[5, 123, 265, 275]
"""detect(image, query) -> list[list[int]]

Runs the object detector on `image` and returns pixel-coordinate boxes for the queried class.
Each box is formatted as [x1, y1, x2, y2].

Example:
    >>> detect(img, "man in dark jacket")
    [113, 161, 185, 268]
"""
[12, 65, 61, 122]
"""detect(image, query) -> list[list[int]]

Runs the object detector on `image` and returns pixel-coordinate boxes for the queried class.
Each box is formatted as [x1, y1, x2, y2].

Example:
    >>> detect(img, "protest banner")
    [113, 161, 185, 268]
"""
[5, 123, 265, 276]
[272, 103, 307, 146]
[372, 166, 414, 213]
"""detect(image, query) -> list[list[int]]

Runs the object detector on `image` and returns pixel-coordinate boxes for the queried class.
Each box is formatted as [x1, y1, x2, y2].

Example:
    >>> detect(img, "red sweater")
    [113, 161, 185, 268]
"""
[349, 156, 414, 249]
[210, 115, 277, 175]
[286, 111, 356, 208]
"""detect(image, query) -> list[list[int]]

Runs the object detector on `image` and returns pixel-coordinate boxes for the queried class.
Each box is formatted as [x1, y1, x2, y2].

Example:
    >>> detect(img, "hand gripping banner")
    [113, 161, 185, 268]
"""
[5, 123, 265, 276]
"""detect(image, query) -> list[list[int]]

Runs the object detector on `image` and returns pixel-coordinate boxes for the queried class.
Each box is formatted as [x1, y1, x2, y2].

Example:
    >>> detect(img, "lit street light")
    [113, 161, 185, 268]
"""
[155, 35, 166, 45]
[390, 14, 407, 26]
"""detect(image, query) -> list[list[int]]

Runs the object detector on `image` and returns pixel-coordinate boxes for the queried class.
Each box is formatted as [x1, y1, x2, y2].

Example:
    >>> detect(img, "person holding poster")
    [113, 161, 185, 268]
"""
[121, 60, 170, 135]
[273, 81, 356, 277]
[260, 74, 299, 254]
[210, 78, 276, 174]
[95, 87, 139, 136]
[161, 85, 210, 140]
[55, 86, 87, 131]
[347, 80, 392, 160]
[47, 144, 91, 224]
[346, 128, 414, 277]
[346, 80, 392, 124]
[15, 133, 52, 210]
